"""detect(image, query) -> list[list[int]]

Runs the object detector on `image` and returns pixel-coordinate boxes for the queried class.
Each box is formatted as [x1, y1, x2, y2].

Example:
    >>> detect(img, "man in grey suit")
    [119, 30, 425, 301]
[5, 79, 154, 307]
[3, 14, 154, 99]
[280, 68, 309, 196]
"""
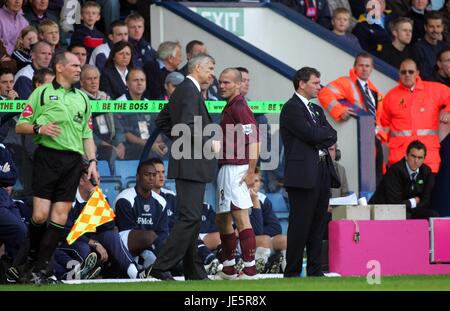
[152, 54, 220, 280]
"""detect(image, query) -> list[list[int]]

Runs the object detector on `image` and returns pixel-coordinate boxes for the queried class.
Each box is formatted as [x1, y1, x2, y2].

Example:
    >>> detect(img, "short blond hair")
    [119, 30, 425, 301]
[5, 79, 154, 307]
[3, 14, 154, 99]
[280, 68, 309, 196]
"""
[81, 1, 101, 13]
[125, 13, 145, 25]
[38, 19, 59, 34]
[332, 7, 351, 19]
[389, 17, 414, 32]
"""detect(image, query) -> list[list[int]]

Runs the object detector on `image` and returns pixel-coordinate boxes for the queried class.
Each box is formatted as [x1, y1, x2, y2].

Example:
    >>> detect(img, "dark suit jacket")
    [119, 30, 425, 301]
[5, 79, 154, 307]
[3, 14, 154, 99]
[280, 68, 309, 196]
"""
[369, 158, 435, 210]
[155, 78, 216, 183]
[144, 59, 171, 100]
[100, 65, 128, 100]
[352, 20, 391, 54]
[280, 94, 338, 189]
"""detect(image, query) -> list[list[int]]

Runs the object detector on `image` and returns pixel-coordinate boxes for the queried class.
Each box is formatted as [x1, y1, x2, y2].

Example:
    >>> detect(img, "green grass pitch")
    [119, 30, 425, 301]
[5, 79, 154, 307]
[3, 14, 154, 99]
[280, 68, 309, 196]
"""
[1, 275, 450, 291]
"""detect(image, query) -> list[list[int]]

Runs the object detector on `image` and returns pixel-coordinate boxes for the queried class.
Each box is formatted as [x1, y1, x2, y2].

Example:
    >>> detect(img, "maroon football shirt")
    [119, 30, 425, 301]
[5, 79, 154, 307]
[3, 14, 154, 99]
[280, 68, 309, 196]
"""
[219, 95, 259, 165]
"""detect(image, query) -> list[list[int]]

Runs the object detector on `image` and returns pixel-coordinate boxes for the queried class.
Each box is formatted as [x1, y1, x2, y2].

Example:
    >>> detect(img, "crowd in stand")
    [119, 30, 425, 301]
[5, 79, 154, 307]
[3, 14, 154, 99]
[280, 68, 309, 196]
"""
[278, 0, 450, 84]
[1, 0, 450, 282]
[0, 0, 286, 282]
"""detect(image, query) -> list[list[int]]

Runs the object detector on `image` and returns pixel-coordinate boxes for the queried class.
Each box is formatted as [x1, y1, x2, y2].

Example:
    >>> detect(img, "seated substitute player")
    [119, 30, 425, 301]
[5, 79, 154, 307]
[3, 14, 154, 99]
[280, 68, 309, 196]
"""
[148, 158, 177, 231]
[215, 68, 260, 280]
[1, 186, 31, 284]
[51, 164, 152, 281]
[0, 144, 30, 283]
[0, 144, 30, 269]
[198, 202, 222, 275]
[1, 186, 30, 261]
[114, 159, 169, 270]
[249, 167, 287, 274]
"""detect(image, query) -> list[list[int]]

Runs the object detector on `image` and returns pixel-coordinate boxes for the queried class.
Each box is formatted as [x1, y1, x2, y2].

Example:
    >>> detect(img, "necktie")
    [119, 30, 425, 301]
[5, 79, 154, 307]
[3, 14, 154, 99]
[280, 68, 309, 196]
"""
[411, 172, 417, 190]
[307, 102, 318, 123]
[363, 83, 376, 117]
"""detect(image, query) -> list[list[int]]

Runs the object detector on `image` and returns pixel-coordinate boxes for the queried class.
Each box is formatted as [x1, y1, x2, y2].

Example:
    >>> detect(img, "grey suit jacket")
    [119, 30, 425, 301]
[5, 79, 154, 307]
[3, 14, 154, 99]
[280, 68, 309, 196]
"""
[155, 78, 217, 183]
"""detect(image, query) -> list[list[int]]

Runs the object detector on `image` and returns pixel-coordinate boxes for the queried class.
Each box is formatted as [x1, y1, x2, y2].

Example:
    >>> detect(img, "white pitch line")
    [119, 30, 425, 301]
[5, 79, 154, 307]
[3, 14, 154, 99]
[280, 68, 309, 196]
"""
[63, 274, 285, 284]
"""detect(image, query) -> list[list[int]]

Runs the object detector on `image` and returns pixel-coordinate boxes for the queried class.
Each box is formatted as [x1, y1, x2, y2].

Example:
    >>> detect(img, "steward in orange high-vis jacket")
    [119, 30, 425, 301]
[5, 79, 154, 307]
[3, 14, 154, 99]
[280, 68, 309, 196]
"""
[381, 59, 450, 173]
[318, 53, 387, 141]
[318, 52, 386, 181]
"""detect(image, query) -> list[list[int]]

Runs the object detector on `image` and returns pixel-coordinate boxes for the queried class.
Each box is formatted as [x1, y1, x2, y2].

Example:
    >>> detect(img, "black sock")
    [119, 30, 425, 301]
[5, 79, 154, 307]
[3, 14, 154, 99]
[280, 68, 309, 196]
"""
[12, 239, 30, 267]
[34, 221, 65, 271]
[28, 219, 46, 261]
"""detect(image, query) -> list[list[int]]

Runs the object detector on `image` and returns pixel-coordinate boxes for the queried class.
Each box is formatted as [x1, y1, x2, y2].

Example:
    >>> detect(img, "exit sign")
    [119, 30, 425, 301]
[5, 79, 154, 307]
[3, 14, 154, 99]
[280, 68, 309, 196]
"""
[191, 8, 244, 36]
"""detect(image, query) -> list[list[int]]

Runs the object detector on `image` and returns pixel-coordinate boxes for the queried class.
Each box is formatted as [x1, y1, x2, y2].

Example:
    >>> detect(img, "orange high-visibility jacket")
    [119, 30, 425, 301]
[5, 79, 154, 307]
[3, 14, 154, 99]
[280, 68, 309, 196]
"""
[318, 68, 386, 141]
[381, 77, 450, 173]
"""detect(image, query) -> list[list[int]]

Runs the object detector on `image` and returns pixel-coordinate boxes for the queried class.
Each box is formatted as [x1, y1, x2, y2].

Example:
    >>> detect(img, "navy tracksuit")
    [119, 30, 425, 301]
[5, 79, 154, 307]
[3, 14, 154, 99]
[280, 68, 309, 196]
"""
[160, 188, 177, 231]
[52, 190, 135, 279]
[114, 187, 169, 254]
[0, 144, 29, 258]
[0, 190, 29, 258]
[200, 203, 218, 234]
[249, 192, 282, 237]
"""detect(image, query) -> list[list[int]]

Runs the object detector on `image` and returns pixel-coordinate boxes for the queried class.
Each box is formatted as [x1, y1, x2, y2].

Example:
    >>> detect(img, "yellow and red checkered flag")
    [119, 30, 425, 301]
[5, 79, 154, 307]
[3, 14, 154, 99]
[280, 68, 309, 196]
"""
[66, 186, 116, 245]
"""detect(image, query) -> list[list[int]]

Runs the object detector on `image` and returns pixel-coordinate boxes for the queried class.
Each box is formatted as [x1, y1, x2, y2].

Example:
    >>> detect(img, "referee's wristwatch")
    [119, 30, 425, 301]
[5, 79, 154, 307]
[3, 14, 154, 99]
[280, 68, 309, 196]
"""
[88, 158, 98, 166]
[33, 124, 42, 135]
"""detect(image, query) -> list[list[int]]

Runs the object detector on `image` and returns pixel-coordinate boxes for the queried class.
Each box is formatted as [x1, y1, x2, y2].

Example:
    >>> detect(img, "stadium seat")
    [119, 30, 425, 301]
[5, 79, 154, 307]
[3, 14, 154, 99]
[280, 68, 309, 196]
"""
[100, 176, 122, 205]
[164, 179, 176, 192]
[275, 211, 289, 220]
[204, 182, 216, 208]
[359, 191, 374, 201]
[279, 218, 289, 235]
[125, 176, 136, 189]
[266, 191, 288, 212]
[97, 160, 111, 176]
[114, 160, 139, 185]
[163, 160, 169, 174]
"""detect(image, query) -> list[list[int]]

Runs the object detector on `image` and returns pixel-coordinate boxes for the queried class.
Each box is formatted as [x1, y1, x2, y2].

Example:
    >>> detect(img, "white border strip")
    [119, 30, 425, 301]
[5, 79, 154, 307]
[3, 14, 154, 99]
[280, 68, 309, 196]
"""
[64, 274, 285, 284]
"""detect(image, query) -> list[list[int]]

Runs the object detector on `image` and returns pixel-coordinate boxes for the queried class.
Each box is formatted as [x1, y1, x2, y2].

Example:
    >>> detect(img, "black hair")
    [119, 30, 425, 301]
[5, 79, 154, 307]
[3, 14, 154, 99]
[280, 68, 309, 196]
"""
[293, 67, 320, 90]
[136, 159, 155, 174]
[32, 68, 54, 89]
[147, 157, 164, 166]
[406, 140, 427, 157]
[106, 41, 134, 69]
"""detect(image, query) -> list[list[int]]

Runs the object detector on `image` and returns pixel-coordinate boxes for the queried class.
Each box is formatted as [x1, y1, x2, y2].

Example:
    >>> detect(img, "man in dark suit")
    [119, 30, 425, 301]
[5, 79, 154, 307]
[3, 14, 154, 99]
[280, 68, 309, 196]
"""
[152, 54, 220, 280]
[369, 140, 439, 219]
[280, 67, 337, 278]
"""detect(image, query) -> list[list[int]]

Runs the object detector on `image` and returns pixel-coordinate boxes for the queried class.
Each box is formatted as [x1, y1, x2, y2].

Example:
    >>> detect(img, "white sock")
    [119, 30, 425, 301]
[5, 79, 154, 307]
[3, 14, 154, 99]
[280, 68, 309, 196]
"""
[281, 250, 287, 272]
[222, 258, 236, 267]
[127, 264, 139, 279]
[255, 247, 271, 262]
[139, 250, 157, 269]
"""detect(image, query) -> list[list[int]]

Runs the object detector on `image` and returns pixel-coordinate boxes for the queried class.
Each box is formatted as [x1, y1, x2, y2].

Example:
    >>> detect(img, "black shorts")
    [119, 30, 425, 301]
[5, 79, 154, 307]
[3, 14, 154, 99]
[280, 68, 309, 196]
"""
[32, 146, 83, 203]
